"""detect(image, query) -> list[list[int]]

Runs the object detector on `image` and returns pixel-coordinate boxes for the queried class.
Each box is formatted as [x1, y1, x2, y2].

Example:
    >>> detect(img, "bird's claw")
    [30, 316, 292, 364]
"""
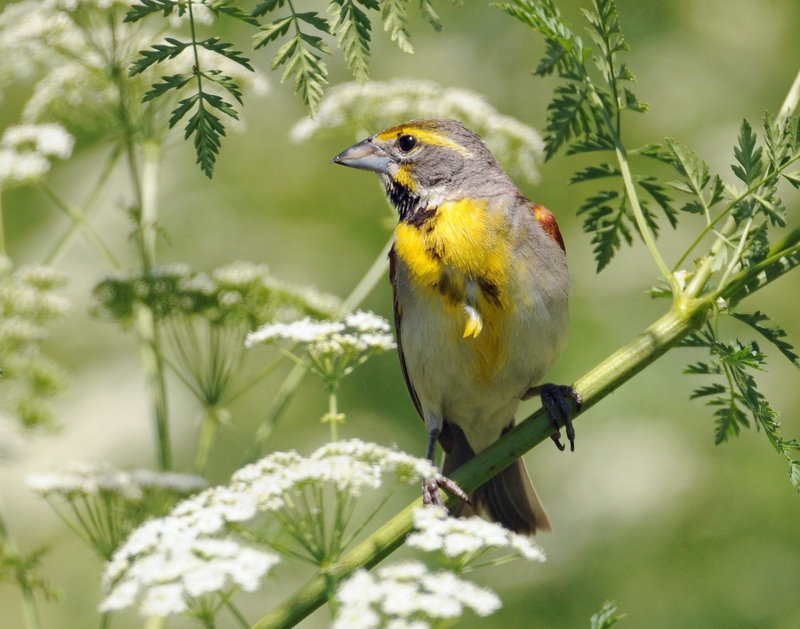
[537, 383, 582, 452]
[422, 475, 470, 507]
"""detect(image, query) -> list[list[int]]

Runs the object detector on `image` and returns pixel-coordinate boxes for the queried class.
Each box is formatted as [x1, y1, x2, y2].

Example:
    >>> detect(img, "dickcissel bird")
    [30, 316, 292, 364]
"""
[333, 118, 580, 534]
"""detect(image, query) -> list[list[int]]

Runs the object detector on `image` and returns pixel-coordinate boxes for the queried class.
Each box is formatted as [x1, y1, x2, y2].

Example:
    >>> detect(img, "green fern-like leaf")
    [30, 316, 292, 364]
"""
[577, 190, 632, 271]
[125, 0, 177, 23]
[590, 601, 624, 629]
[419, 0, 443, 31]
[382, 0, 414, 53]
[732, 119, 765, 186]
[143, 73, 193, 102]
[253, 7, 331, 115]
[129, 38, 190, 76]
[731, 311, 800, 367]
[544, 82, 592, 160]
[329, 0, 376, 81]
[198, 38, 254, 72]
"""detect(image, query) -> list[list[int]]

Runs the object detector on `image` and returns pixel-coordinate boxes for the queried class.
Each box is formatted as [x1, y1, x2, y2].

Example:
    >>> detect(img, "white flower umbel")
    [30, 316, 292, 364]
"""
[0, 123, 74, 187]
[333, 560, 502, 629]
[246, 311, 396, 439]
[1, 257, 69, 428]
[407, 506, 546, 571]
[291, 78, 544, 183]
[27, 462, 207, 559]
[100, 511, 279, 617]
[100, 441, 439, 619]
[0, 0, 267, 141]
[245, 310, 396, 386]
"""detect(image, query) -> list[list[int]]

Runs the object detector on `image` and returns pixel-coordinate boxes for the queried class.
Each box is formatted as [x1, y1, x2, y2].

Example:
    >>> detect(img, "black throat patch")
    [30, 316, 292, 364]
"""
[385, 179, 437, 227]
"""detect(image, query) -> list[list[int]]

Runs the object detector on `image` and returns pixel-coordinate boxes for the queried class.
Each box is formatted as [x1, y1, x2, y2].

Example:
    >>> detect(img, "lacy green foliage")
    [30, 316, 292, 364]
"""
[0, 259, 69, 429]
[499, 0, 675, 271]
[499, 0, 800, 490]
[91, 263, 340, 328]
[590, 601, 624, 629]
[127, 3, 256, 178]
[0, 543, 58, 604]
[130, 1, 450, 177]
[683, 318, 800, 489]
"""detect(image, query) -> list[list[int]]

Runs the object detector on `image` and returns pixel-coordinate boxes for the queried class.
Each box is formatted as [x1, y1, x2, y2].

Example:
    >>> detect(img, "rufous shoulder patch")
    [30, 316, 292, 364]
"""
[530, 203, 565, 252]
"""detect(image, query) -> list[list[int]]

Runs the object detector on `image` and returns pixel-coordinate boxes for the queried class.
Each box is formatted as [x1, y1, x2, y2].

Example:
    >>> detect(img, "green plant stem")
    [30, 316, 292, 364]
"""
[584, 79, 676, 293]
[327, 390, 339, 442]
[41, 184, 121, 268]
[777, 67, 800, 127]
[194, 406, 220, 474]
[133, 143, 171, 470]
[339, 235, 393, 314]
[248, 300, 711, 629]
[0, 193, 6, 257]
[43, 144, 122, 266]
[0, 499, 42, 629]
[109, 13, 173, 470]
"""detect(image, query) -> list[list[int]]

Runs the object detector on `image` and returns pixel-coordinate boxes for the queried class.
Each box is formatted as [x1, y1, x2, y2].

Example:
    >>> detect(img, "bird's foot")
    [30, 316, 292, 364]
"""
[524, 383, 582, 452]
[422, 475, 470, 507]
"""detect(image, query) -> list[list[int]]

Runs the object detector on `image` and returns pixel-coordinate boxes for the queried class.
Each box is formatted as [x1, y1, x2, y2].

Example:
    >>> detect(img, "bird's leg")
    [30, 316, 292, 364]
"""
[523, 383, 583, 452]
[421, 425, 470, 506]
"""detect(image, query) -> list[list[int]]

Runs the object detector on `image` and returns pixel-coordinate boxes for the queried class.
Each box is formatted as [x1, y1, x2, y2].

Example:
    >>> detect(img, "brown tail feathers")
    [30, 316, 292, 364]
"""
[441, 422, 551, 535]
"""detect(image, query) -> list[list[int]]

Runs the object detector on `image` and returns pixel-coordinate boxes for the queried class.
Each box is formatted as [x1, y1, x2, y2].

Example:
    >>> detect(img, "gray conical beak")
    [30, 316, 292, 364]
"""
[332, 138, 391, 174]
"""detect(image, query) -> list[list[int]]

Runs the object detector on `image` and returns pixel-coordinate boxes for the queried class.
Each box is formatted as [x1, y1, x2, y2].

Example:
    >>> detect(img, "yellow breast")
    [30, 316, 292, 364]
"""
[394, 198, 514, 381]
[394, 199, 510, 291]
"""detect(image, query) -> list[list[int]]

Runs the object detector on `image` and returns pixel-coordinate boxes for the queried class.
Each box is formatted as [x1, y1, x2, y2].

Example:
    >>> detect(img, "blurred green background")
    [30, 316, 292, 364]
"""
[1, 1, 800, 627]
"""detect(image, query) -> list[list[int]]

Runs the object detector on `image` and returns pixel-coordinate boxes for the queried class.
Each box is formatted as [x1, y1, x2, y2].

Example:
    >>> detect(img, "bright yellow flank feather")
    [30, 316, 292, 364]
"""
[394, 198, 512, 380]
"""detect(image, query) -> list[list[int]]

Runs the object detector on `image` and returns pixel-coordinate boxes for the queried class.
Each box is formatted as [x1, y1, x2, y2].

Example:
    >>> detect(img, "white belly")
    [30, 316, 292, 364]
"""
[395, 262, 569, 453]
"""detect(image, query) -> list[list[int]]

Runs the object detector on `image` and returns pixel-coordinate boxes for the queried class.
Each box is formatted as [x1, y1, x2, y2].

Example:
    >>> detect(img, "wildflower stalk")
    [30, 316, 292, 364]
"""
[194, 405, 221, 475]
[40, 184, 120, 268]
[0, 194, 6, 256]
[248, 229, 799, 628]
[325, 389, 341, 442]
[581, 76, 676, 293]
[42, 145, 122, 266]
[0, 500, 42, 629]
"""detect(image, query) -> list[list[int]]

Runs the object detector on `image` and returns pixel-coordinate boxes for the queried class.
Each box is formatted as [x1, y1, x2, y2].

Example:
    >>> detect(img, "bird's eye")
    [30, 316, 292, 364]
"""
[397, 134, 418, 153]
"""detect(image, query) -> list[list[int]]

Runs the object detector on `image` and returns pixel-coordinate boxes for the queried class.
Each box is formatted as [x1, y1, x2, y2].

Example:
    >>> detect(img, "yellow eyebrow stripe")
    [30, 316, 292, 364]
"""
[376, 126, 472, 157]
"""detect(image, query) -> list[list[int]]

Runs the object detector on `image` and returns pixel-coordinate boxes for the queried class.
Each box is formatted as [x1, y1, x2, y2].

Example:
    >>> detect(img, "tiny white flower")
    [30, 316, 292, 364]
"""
[407, 505, 546, 563]
[332, 605, 381, 629]
[140, 583, 188, 617]
[335, 560, 502, 625]
[98, 580, 139, 613]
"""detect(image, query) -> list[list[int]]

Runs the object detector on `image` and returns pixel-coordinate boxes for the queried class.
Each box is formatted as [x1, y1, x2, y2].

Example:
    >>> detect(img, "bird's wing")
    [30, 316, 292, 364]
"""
[528, 202, 566, 252]
[389, 245, 424, 421]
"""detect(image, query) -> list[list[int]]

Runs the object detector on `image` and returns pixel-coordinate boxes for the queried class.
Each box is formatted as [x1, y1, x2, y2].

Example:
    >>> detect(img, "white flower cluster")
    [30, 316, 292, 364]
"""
[0, 0, 267, 140]
[407, 506, 546, 563]
[290, 79, 544, 183]
[245, 310, 396, 384]
[101, 507, 279, 616]
[100, 440, 437, 617]
[233, 440, 439, 503]
[27, 461, 208, 502]
[333, 561, 502, 629]
[0, 123, 74, 187]
[1, 256, 70, 428]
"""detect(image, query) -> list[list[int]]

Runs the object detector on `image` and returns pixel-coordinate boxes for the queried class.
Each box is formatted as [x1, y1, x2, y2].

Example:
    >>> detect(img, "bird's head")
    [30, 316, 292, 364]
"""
[333, 119, 511, 220]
